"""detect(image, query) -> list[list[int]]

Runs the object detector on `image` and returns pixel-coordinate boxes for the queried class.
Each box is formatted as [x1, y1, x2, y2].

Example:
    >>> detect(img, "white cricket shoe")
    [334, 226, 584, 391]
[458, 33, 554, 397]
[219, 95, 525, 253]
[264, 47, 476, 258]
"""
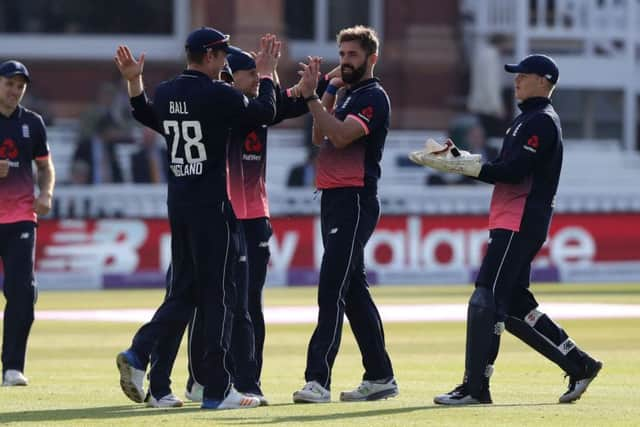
[201, 387, 261, 410]
[340, 377, 399, 402]
[559, 360, 603, 403]
[185, 382, 204, 402]
[116, 351, 146, 403]
[292, 380, 331, 403]
[246, 392, 269, 406]
[145, 392, 184, 408]
[2, 370, 28, 386]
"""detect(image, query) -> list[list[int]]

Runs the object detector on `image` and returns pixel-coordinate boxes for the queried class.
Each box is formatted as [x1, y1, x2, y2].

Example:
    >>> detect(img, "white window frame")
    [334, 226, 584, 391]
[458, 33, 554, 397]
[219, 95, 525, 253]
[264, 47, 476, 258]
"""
[0, 0, 189, 60]
[288, 0, 384, 60]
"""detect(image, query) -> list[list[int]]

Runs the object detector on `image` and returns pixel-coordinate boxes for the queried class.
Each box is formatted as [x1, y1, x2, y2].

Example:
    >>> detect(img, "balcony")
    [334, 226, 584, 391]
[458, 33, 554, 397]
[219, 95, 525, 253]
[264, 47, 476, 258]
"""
[461, 0, 640, 149]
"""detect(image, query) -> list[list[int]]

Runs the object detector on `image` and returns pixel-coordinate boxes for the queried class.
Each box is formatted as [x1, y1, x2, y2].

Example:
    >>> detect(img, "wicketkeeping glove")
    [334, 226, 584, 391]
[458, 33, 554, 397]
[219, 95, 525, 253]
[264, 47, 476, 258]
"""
[408, 138, 483, 177]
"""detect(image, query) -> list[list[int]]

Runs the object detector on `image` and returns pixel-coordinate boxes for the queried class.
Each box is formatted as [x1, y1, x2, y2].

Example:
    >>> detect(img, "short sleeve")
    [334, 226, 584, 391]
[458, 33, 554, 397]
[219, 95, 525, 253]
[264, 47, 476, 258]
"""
[345, 90, 389, 135]
[32, 114, 50, 160]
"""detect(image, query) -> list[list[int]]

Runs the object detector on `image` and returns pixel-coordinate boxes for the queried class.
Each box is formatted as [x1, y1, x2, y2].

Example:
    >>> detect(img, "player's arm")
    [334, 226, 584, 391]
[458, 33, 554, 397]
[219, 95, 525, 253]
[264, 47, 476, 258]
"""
[130, 92, 161, 133]
[478, 115, 556, 184]
[222, 78, 277, 128]
[114, 45, 161, 132]
[306, 100, 366, 149]
[0, 159, 8, 178]
[226, 34, 279, 127]
[32, 118, 55, 216]
[312, 75, 345, 146]
[299, 59, 368, 149]
[34, 156, 55, 215]
[271, 87, 308, 125]
[115, 45, 144, 97]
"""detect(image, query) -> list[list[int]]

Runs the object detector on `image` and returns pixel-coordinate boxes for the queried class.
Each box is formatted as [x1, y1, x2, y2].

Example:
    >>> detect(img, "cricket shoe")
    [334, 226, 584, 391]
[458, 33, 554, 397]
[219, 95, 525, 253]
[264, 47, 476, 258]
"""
[340, 377, 399, 402]
[245, 392, 269, 406]
[201, 387, 261, 410]
[145, 392, 184, 408]
[433, 383, 492, 405]
[293, 380, 331, 403]
[559, 359, 603, 403]
[2, 370, 28, 386]
[185, 382, 203, 402]
[116, 350, 146, 403]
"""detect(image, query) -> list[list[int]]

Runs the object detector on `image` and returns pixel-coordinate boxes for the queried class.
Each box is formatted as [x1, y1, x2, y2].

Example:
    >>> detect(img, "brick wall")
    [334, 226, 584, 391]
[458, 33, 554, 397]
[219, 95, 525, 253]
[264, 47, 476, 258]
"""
[20, 0, 467, 131]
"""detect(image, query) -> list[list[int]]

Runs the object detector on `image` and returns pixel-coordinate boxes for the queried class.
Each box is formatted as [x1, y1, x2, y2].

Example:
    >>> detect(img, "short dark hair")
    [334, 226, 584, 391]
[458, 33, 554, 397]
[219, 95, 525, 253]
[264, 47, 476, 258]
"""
[337, 25, 379, 56]
[185, 46, 226, 65]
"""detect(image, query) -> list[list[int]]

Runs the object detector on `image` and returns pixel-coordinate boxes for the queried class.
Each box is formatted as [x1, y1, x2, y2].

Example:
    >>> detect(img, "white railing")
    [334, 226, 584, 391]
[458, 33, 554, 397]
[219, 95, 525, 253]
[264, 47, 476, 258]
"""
[462, 0, 639, 53]
[461, 0, 639, 151]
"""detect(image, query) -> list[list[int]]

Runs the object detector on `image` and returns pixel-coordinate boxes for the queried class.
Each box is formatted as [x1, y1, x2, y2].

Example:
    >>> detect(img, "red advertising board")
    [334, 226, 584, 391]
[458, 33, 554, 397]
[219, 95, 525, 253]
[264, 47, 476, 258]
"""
[24, 213, 640, 288]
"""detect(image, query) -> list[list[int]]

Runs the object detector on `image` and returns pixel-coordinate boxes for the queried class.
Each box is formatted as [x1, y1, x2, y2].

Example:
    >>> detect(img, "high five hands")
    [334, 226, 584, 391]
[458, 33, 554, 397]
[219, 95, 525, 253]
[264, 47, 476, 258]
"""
[114, 46, 144, 82]
[255, 33, 281, 76]
[297, 56, 322, 98]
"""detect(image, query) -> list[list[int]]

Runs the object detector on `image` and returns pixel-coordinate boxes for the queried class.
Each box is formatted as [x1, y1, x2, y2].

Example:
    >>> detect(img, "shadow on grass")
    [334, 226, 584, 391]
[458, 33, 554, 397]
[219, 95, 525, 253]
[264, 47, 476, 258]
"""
[0, 402, 560, 424]
[0, 404, 204, 423]
[224, 402, 560, 425]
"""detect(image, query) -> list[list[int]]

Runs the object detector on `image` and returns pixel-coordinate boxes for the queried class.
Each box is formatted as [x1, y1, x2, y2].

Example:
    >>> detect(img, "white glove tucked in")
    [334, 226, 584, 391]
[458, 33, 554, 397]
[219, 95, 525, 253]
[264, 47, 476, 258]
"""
[408, 138, 483, 178]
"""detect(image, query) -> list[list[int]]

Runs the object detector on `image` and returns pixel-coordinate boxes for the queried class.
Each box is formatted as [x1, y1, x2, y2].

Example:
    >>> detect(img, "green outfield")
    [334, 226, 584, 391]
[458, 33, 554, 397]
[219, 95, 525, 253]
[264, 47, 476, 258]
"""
[1, 283, 640, 426]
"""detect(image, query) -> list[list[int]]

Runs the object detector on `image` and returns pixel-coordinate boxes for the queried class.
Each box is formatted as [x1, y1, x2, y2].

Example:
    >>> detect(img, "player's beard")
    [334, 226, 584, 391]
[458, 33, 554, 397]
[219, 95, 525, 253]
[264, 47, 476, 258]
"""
[341, 61, 367, 84]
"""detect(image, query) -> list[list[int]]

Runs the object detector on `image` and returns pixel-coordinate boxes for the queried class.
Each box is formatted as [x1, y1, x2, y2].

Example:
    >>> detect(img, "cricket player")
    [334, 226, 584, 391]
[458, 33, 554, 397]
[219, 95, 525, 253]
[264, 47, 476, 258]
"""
[182, 49, 311, 406]
[0, 60, 55, 387]
[292, 26, 399, 403]
[113, 27, 279, 410]
[410, 54, 602, 405]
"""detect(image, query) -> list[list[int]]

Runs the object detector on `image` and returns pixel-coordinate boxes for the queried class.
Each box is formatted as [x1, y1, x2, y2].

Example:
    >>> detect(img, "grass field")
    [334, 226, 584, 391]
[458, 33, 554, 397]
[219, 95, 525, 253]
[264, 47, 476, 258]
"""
[1, 283, 640, 426]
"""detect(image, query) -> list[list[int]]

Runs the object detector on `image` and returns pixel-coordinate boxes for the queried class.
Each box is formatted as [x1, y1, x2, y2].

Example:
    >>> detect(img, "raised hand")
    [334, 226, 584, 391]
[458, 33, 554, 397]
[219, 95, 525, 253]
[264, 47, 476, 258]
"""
[297, 56, 322, 97]
[255, 33, 279, 76]
[114, 45, 145, 82]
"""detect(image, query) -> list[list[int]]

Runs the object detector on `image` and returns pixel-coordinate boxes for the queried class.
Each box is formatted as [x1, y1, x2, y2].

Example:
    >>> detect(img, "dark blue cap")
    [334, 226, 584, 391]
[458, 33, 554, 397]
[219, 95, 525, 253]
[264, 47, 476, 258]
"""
[505, 54, 559, 84]
[185, 26, 242, 54]
[0, 60, 31, 83]
[227, 50, 256, 73]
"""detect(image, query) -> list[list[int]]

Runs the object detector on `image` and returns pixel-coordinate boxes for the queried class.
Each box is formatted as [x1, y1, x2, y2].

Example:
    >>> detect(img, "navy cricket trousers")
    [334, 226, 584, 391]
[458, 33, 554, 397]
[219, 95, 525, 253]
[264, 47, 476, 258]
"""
[188, 217, 271, 395]
[305, 188, 394, 390]
[475, 228, 546, 320]
[0, 221, 37, 374]
[129, 202, 237, 400]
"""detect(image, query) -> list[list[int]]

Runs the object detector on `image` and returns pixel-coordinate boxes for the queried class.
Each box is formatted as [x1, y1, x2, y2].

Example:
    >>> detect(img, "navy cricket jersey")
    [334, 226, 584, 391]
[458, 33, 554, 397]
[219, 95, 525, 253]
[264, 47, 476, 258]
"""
[316, 78, 390, 191]
[0, 106, 49, 224]
[226, 88, 308, 219]
[130, 69, 276, 207]
[478, 97, 563, 235]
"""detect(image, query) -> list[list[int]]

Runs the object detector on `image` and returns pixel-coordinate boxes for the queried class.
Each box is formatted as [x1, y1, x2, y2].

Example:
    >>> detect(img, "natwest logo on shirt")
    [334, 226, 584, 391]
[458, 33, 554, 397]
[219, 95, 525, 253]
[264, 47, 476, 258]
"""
[0, 138, 19, 160]
[244, 131, 263, 153]
[242, 131, 263, 161]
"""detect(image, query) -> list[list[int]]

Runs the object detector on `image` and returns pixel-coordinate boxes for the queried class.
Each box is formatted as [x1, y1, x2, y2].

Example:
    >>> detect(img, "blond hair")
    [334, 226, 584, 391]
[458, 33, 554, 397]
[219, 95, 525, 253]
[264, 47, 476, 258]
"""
[337, 25, 379, 56]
